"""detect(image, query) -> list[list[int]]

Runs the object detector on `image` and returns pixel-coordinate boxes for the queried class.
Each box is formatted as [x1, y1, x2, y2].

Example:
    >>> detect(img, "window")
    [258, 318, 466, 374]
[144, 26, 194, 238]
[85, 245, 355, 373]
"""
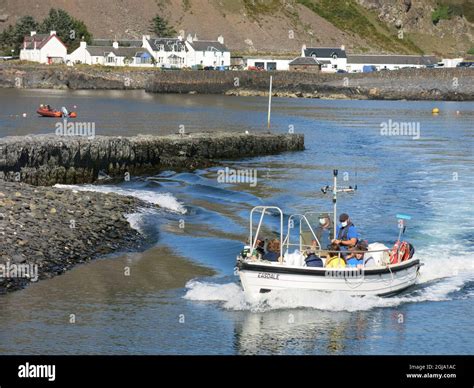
[107, 56, 115, 63]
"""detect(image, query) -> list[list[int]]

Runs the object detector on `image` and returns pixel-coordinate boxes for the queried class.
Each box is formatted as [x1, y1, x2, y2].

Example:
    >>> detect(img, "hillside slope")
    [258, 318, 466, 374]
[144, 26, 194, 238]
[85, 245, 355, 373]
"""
[0, 0, 471, 55]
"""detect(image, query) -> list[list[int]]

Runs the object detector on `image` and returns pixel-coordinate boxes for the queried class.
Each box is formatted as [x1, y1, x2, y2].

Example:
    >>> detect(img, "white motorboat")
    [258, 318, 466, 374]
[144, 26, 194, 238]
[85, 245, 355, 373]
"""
[236, 170, 422, 298]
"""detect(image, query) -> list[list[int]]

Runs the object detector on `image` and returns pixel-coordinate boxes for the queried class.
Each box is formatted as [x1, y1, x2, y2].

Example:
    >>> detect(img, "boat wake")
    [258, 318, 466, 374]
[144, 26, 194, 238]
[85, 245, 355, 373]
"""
[54, 184, 187, 214]
[184, 248, 473, 312]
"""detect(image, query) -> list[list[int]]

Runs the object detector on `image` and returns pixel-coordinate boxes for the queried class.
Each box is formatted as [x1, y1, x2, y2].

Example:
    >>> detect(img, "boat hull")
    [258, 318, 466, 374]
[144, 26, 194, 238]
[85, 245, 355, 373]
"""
[237, 259, 420, 298]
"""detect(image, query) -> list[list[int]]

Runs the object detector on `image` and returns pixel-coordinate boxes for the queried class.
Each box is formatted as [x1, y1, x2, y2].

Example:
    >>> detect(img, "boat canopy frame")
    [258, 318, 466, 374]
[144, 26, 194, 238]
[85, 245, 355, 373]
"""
[248, 205, 392, 259]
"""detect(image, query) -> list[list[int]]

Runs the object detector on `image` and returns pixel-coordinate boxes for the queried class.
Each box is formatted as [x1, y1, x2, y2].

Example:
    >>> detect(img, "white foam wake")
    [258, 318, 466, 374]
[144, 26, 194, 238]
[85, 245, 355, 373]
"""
[54, 184, 187, 214]
[124, 208, 159, 234]
[184, 248, 473, 312]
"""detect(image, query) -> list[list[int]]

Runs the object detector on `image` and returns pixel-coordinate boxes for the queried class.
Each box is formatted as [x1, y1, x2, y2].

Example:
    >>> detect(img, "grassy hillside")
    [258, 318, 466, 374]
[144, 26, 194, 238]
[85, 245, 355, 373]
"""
[0, 0, 471, 55]
[297, 0, 423, 53]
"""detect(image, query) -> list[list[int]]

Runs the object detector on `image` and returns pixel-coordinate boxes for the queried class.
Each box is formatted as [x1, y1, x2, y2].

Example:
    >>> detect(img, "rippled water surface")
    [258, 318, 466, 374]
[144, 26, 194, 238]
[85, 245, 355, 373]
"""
[0, 89, 473, 354]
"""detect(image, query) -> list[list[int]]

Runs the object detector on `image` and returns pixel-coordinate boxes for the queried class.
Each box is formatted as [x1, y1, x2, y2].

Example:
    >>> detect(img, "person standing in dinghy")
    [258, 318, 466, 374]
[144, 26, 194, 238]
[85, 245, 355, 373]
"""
[332, 213, 358, 256]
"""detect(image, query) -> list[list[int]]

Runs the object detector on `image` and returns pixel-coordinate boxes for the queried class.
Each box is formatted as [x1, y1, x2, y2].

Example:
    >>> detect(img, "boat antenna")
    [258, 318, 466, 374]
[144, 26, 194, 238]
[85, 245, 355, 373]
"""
[320, 169, 358, 239]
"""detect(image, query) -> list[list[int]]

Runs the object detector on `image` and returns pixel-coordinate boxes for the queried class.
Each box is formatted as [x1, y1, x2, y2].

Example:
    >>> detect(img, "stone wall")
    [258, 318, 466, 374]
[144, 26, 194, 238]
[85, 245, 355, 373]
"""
[1, 63, 472, 100]
[0, 132, 304, 186]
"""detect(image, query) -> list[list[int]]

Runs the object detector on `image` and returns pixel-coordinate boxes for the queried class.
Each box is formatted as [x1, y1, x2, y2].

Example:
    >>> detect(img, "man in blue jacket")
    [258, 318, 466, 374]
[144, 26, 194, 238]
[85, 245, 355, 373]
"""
[332, 213, 358, 254]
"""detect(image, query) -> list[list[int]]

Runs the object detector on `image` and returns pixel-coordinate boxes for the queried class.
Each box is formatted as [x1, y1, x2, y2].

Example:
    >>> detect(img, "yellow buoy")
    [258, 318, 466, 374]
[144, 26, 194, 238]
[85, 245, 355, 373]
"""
[432, 108, 440, 114]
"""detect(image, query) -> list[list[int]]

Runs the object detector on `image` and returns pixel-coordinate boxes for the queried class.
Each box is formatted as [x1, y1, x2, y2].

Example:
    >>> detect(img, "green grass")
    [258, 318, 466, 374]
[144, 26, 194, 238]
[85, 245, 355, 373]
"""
[432, 4, 453, 24]
[243, 0, 283, 16]
[432, 1, 474, 23]
[296, 0, 423, 54]
[468, 47, 474, 55]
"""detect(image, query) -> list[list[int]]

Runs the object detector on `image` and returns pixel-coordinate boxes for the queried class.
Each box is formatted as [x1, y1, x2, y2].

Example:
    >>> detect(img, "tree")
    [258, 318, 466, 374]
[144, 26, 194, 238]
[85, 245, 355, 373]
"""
[0, 15, 39, 55]
[39, 8, 92, 51]
[149, 15, 176, 37]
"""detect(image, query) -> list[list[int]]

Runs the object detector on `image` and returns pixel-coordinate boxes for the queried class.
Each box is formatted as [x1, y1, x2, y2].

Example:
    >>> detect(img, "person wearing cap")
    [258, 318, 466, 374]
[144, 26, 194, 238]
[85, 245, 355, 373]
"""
[332, 213, 358, 254]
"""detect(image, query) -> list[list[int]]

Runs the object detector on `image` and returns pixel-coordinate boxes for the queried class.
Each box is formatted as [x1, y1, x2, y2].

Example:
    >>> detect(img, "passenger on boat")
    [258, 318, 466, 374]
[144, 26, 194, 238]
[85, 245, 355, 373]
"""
[262, 239, 281, 262]
[315, 215, 333, 248]
[346, 240, 376, 268]
[332, 213, 358, 255]
[304, 245, 324, 267]
[255, 239, 265, 256]
[325, 244, 346, 268]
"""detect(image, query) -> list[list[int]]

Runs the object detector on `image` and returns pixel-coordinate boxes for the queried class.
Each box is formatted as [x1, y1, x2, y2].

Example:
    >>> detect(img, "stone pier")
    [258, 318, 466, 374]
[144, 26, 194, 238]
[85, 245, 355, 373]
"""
[0, 132, 304, 186]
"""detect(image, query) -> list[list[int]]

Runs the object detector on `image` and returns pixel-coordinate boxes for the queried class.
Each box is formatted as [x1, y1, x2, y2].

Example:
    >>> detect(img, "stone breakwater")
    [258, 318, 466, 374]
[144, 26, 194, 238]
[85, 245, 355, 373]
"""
[1, 63, 473, 100]
[0, 132, 304, 186]
[0, 181, 147, 293]
[146, 69, 473, 100]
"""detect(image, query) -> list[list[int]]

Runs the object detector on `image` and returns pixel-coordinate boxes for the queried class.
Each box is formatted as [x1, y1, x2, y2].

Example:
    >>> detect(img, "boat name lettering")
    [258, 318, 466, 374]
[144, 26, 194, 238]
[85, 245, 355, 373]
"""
[258, 272, 279, 280]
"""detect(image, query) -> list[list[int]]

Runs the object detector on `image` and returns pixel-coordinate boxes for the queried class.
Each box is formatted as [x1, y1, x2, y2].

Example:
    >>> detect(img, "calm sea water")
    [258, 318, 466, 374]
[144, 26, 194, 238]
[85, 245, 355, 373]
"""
[0, 89, 473, 354]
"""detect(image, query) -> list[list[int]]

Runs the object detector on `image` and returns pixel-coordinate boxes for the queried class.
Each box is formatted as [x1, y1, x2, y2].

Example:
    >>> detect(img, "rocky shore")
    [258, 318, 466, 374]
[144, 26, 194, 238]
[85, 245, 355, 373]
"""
[0, 181, 149, 294]
[1, 63, 473, 100]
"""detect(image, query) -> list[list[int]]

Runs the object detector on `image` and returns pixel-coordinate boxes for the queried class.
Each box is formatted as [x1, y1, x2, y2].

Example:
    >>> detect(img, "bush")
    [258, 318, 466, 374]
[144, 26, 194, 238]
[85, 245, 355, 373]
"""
[432, 4, 452, 25]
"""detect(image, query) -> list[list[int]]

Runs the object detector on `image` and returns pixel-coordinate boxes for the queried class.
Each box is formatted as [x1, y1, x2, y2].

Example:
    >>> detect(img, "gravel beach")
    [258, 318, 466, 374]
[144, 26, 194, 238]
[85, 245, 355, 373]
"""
[0, 181, 148, 293]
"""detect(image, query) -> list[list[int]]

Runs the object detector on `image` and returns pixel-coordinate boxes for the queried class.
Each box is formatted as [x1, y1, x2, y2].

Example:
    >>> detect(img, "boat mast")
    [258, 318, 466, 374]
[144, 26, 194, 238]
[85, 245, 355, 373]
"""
[321, 169, 357, 238]
[267, 75, 273, 129]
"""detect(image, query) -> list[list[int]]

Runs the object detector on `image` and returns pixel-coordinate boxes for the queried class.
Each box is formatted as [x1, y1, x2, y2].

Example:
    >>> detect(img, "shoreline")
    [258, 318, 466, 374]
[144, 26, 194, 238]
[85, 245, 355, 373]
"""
[0, 181, 151, 294]
[1, 63, 473, 101]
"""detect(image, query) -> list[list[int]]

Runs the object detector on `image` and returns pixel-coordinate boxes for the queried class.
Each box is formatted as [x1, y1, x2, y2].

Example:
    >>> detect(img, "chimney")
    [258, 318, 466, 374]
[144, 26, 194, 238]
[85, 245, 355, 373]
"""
[30, 31, 36, 36]
[193, 33, 198, 41]
[301, 44, 307, 57]
[340, 44, 345, 51]
[217, 35, 224, 44]
[186, 33, 193, 43]
[50, 30, 56, 36]
[80, 40, 87, 49]
[112, 41, 119, 49]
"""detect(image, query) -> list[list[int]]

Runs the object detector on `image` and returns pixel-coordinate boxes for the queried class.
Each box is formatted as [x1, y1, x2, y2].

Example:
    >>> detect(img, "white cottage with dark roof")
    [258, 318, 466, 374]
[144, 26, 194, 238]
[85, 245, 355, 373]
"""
[68, 41, 153, 66]
[301, 45, 347, 73]
[19, 31, 67, 64]
[142, 35, 187, 68]
[185, 34, 230, 68]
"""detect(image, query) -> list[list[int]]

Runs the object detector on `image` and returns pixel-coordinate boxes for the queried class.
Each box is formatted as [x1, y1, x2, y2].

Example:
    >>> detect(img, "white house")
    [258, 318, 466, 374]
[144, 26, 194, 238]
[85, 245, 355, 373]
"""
[346, 54, 438, 72]
[68, 41, 153, 66]
[20, 31, 67, 64]
[246, 58, 291, 71]
[142, 35, 187, 68]
[185, 34, 230, 68]
[301, 45, 347, 73]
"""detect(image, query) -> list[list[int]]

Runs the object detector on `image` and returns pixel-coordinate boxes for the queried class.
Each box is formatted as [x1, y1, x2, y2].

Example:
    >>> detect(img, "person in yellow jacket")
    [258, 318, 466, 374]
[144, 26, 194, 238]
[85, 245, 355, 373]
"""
[325, 243, 346, 268]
